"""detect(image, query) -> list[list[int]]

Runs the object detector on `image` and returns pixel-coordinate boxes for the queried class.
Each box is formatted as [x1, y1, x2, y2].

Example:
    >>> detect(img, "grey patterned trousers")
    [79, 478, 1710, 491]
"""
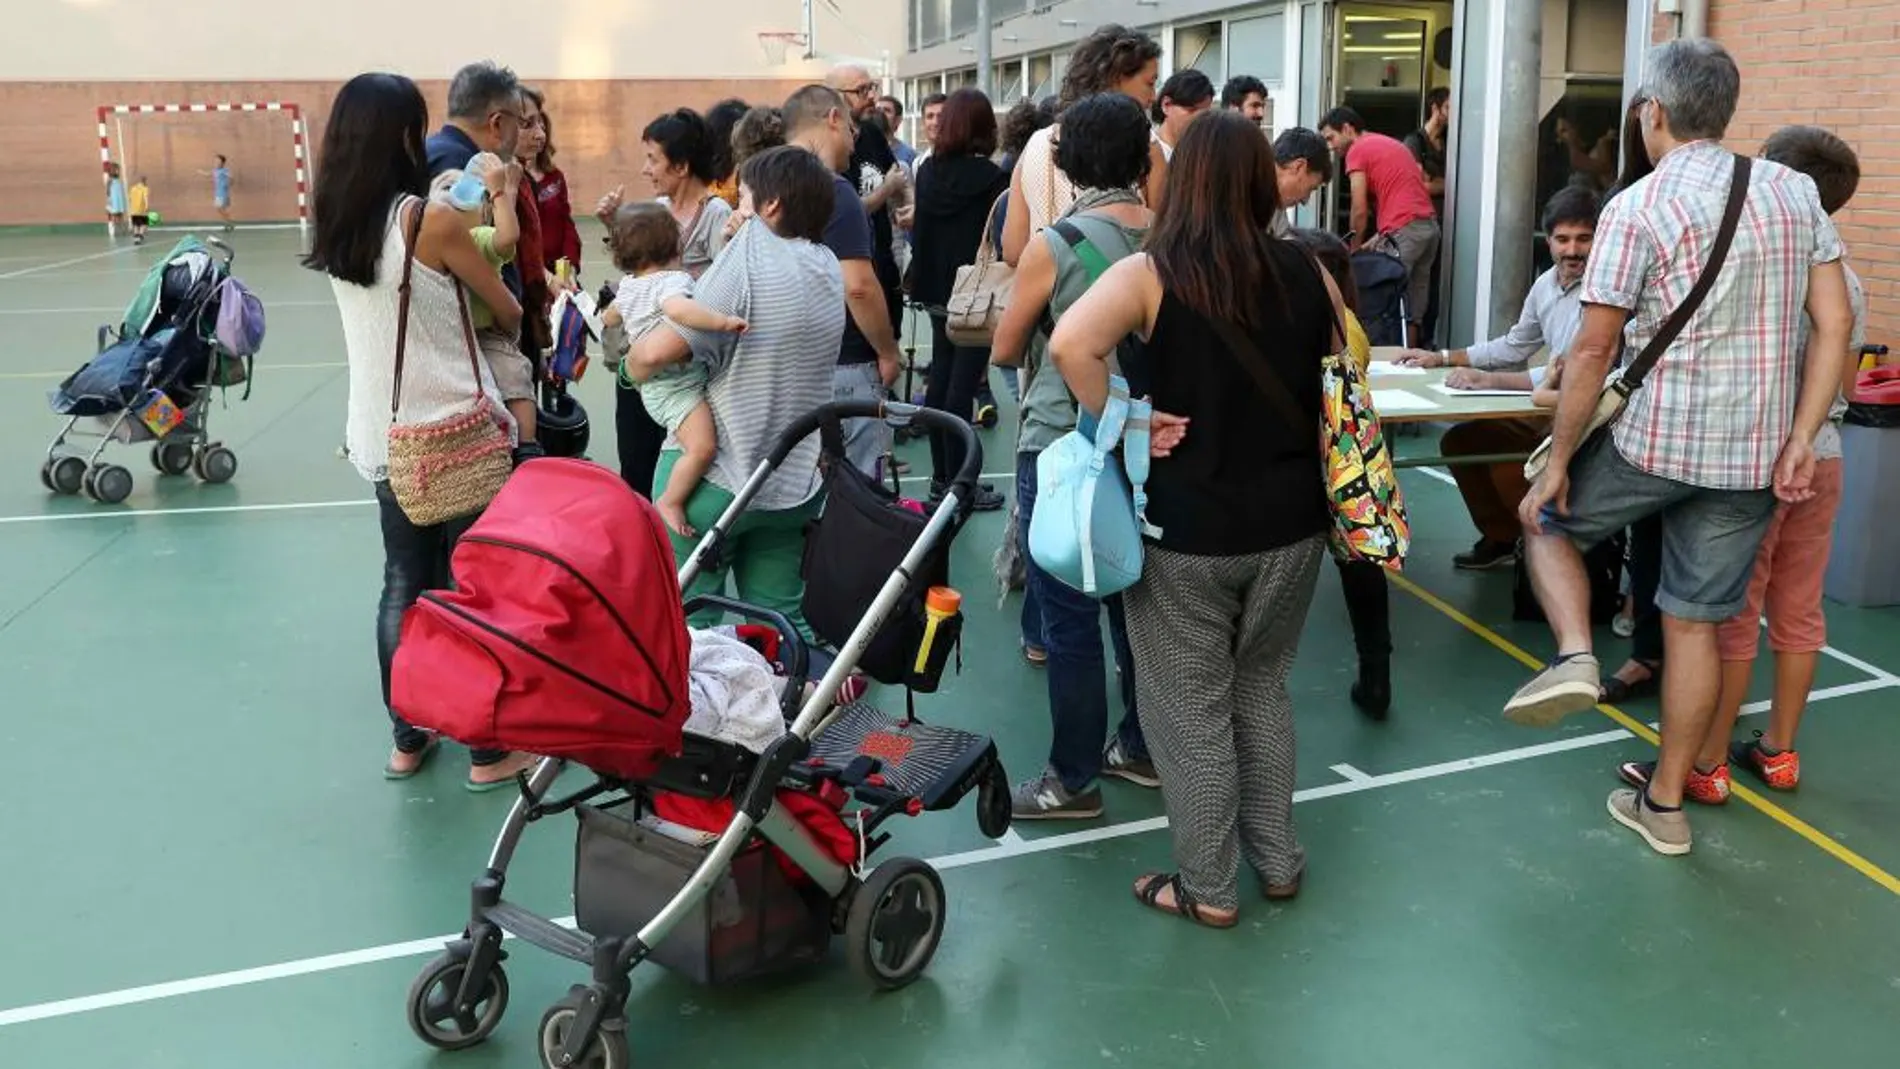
[1123, 536, 1325, 911]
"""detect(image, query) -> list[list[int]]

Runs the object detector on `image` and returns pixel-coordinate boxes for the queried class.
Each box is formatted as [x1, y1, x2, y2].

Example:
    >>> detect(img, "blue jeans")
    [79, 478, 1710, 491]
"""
[1016, 451, 1146, 792]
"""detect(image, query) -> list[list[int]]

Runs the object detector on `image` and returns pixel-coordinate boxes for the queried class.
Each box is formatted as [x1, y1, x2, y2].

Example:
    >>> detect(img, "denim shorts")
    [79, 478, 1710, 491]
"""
[1538, 434, 1776, 623]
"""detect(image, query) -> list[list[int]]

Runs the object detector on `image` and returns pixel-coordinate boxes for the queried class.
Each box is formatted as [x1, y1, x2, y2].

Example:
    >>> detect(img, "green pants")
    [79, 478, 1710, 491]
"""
[657, 450, 821, 640]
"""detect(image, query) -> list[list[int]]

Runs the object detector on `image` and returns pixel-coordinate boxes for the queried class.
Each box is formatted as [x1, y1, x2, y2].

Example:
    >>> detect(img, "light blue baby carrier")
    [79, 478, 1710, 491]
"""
[1027, 371, 1159, 596]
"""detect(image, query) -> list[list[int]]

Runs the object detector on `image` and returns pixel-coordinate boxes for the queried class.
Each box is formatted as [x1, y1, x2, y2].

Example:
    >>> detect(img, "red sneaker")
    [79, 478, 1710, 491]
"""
[1616, 759, 1730, 805]
[1730, 732, 1799, 790]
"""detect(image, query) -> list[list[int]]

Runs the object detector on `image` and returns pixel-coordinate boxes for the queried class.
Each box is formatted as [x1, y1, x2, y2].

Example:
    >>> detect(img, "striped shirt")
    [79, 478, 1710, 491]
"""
[1583, 140, 1843, 490]
[661, 219, 843, 511]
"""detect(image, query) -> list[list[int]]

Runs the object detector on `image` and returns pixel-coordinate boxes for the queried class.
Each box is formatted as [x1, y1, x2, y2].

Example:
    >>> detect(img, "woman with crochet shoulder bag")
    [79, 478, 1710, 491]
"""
[305, 73, 541, 790]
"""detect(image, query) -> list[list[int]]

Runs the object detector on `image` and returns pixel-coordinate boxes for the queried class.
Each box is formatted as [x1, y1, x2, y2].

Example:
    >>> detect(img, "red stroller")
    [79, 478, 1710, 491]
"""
[390, 402, 1010, 1069]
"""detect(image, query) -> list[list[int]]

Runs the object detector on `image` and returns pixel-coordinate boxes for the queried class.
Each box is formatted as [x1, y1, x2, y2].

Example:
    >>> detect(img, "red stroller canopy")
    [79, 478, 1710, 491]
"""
[392, 459, 692, 780]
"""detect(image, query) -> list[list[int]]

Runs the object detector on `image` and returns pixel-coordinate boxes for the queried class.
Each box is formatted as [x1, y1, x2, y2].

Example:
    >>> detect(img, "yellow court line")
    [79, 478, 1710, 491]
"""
[1389, 571, 1900, 898]
[0, 361, 345, 381]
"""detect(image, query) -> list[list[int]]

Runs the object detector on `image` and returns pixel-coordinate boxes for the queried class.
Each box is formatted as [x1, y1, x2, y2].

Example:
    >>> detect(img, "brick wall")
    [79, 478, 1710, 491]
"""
[0, 78, 810, 229]
[1659, 0, 1897, 345]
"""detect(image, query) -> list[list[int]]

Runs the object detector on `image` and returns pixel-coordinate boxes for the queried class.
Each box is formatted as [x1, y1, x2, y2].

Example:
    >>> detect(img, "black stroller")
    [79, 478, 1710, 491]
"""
[1351, 248, 1412, 348]
[394, 402, 1011, 1069]
[42, 236, 258, 503]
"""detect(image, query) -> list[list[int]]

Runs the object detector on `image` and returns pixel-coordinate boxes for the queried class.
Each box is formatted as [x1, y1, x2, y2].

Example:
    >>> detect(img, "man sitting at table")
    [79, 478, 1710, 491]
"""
[1396, 187, 1600, 569]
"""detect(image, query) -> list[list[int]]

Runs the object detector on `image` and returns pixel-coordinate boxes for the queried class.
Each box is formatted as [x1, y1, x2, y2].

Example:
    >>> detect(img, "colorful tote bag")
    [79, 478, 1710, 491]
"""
[1318, 350, 1410, 568]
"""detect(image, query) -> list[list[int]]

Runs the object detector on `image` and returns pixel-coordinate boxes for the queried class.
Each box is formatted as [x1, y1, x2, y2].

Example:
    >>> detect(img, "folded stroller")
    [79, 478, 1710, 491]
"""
[1350, 248, 1411, 348]
[391, 402, 1010, 1069]
[42, 236, 264, 503]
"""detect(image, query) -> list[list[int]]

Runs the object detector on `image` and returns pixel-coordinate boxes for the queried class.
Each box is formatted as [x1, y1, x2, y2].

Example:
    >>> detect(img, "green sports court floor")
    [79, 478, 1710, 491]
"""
[1, 227, 1897, 1067]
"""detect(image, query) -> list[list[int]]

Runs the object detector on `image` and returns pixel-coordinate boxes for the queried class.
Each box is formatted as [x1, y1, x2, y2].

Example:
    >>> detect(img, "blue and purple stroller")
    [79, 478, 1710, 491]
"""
[42, 235, 265, 504]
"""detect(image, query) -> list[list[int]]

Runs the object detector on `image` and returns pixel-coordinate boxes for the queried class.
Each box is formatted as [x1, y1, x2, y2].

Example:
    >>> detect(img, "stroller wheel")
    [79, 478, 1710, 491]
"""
[405, 950, 509, 1051]
[537, 993, 628, 1069]
[194, 445, 238, 484]
[844, 857, 947, 991]
[976, 764, 1013, 840]
[151, 441, 195, 476]
[85, 463, 133, 505]
[44, 456, 87, 496]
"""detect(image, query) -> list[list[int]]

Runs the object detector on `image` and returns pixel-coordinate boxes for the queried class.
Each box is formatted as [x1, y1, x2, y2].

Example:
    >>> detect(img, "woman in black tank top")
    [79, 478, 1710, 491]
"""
[1049, 110, 1349, 927]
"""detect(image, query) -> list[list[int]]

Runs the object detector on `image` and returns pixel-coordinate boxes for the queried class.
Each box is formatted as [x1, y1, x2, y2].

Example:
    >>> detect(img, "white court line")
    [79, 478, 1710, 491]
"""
[1329, 763, 1375, 784]
[8, 679, 1893, 1031]
[0, 247, 136, 281]
[0, 472, 1020, 527]
[0, 299, 334, 317]
[0, 499, 372, 526]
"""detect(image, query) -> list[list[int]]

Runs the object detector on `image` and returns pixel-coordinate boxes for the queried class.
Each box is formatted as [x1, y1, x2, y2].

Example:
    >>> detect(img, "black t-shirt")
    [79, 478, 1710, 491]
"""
[849, 124, 900, 291]
[822, 172, 877, 366]
[1140, 243, 1334, 557]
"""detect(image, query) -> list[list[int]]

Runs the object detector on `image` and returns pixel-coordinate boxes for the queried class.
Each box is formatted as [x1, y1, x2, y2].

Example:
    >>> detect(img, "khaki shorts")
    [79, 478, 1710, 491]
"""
[477, 328, 536, 404]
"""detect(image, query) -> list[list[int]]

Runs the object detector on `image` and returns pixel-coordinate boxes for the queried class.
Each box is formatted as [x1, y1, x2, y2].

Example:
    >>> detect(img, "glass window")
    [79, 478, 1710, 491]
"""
[915, 0, 948, 49]
[1173, 22, 1222, 79]
[1227, 13, 1286, 84]
[950, 0, 977, 39]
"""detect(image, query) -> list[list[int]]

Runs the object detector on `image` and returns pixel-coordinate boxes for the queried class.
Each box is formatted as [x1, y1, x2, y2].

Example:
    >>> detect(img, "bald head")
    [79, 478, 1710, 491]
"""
[825, 64, 877, 118]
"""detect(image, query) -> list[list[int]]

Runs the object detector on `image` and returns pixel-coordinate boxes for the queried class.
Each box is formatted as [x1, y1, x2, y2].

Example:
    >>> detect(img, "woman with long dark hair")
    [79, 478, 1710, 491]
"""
[304, 72, 539, 787]
[908, 87, 1009, 510]
[1050, 110, 1349, 927]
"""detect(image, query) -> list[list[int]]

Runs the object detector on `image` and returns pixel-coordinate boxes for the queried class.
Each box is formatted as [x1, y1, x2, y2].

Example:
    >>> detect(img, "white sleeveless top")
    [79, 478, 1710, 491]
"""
[335, 196, 514, 483]
[1018, 126, 1078, 234]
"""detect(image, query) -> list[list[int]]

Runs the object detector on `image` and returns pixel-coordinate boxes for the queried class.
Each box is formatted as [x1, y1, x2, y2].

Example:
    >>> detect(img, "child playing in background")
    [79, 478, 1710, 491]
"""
[1617, 124, 1866, 803]
[105, 164, 127, 238]
[430, 152, 540, 457]
[600, 200, 746, 537]
[128, 175, 151, 245]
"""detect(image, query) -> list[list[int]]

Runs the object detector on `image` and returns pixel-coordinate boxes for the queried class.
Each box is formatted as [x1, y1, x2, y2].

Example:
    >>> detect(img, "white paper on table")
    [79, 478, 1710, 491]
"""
[1428, 382, 1533, 398]
[1370, 364, 1428, 377]
[1370, 390, 1436, 414]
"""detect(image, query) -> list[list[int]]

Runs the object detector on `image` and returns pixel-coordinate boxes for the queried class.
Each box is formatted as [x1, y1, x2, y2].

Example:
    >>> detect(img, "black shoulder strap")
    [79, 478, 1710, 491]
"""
[1205, 255, 1345, 433]
[1621, 153, 1752, 391]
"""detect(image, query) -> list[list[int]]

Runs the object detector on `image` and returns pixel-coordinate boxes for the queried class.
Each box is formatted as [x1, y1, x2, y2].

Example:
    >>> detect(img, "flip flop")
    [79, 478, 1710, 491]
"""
[384, 734, 440, 780]
[465, 755, 539, 793]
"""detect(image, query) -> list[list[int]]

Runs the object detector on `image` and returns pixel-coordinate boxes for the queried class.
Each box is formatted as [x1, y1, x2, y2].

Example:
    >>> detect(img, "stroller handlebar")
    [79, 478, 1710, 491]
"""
[204, 236, 235, 269]
[766, 400, 984, 497]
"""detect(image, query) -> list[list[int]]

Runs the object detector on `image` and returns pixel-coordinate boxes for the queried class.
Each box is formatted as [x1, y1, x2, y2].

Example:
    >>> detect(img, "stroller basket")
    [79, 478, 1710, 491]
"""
[574, 805, 833, 986]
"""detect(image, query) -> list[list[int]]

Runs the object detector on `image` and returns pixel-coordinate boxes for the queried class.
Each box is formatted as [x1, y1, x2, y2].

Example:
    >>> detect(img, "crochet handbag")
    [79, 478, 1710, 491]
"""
[386, 197, 514, 527]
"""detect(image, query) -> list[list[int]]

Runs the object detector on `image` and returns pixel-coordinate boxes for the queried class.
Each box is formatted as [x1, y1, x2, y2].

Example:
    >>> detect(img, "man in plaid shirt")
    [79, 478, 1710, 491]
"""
[1501, 38, 1856, 857]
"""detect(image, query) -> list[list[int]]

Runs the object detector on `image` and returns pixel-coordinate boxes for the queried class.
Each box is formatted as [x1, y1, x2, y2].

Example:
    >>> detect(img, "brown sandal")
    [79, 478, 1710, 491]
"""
[1133, 873, 1238, 929]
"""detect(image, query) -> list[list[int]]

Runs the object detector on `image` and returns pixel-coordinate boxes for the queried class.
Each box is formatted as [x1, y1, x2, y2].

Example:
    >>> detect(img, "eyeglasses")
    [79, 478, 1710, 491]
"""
[843, 83, 878, 98]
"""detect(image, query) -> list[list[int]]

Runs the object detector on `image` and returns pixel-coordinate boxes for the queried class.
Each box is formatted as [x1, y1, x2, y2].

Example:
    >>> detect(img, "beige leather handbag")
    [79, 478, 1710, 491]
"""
[943, 193, 1012, 347]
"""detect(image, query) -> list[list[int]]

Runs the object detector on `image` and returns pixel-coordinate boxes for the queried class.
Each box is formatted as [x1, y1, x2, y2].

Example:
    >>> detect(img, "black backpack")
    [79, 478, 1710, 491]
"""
[1511, 530, 1627, 626]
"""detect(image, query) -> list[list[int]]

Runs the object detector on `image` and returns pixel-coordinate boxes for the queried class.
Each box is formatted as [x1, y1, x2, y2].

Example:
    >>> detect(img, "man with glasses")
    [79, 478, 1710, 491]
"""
[827, 66, 908, 368]
[426, 61, 548, 456]
[427, 61, 528, 177]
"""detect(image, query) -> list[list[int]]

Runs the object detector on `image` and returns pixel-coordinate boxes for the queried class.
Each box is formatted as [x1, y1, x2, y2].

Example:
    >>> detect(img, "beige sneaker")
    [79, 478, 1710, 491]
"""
[1503, 654, 1602, 727]
[1607, 787, 1691, 856]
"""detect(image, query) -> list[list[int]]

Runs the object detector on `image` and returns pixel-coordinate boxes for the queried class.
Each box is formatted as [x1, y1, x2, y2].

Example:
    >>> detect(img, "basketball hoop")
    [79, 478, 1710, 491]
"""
[757, 31, 808, 66]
